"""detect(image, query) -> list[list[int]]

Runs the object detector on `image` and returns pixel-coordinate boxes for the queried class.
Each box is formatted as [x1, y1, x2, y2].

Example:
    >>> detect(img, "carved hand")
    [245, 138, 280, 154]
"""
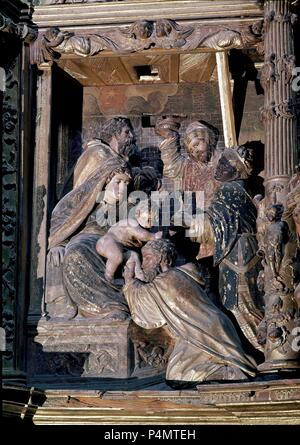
[123, 254, 137, 284]
[155, 116, 181, 139]
[48, 246, 66, 267]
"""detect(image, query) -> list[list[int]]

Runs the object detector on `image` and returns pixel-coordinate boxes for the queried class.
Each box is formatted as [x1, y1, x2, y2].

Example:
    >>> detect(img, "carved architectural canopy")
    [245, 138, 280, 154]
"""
[30, 18, 263, 65]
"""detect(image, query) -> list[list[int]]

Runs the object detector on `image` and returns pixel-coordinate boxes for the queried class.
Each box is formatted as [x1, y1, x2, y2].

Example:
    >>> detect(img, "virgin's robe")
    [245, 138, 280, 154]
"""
[46, 157, 130, 318]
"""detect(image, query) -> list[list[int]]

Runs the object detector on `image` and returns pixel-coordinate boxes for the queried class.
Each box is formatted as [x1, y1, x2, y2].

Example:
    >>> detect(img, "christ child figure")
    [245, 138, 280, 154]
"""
[96, 200, 162, 283]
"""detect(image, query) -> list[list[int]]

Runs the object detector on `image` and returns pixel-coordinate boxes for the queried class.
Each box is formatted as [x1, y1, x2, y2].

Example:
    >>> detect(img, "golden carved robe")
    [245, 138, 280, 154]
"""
[124, 263, 257, 382]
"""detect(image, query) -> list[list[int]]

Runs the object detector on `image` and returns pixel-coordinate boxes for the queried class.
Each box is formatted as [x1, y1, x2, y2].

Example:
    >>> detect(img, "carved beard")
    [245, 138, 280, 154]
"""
[214, 158, 239, 182]
[118, 140, 138, 160]
[143, 264, 162, 283]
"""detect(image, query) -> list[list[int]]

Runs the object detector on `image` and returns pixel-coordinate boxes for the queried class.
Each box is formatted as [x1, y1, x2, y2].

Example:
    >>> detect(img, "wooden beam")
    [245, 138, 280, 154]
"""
[29, 64, 52, 316]
[169, 54, 180, 83]
[33, 1, 263, 30]
[216, 51, 237, 147]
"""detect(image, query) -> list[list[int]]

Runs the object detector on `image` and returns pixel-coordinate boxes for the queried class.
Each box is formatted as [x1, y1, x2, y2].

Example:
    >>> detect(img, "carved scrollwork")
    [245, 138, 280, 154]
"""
[30, 19, 263, 66]
[84, 350, 117, 375]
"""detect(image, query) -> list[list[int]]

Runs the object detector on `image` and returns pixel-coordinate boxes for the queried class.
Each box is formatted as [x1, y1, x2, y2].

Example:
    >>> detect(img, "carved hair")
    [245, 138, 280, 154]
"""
[184, 120, 219, 154]
[221, 145, 253, 179]
[101, 117, 134, 142]
[132, 165, 162, 193]
[143, 239, 177, 266]
[104, 162, 132, 187]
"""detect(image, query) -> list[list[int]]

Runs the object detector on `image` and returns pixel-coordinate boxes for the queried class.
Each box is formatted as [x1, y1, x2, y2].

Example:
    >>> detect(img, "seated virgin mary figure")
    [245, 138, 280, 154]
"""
[45, 157, 132, 320]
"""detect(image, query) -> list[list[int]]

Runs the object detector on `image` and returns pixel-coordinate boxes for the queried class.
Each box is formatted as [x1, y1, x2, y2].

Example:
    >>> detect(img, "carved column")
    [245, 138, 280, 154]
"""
[1, 1, 37, 380]
[258, 0, 299, 372]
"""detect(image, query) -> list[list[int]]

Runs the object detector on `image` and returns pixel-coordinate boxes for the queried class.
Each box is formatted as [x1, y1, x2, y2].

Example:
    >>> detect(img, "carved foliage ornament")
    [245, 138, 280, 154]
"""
[264, 10, 298, 29]
[260, 99, 296, 121]
[260, 53, 296, 90]
[30, 19, 263, 66]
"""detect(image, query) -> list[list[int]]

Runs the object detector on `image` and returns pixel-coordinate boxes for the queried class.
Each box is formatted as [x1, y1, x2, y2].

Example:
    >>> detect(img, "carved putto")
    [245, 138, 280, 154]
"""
[30, 18, 263, 65]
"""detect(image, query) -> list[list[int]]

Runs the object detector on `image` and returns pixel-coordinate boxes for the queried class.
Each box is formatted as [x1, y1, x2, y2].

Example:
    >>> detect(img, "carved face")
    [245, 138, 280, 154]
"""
[115, 125, 136, 158]
[141, 247, 161, 282]
[187, 136, 211, 164]
[134, 21, 153, 39]
[136, 207, 158, 229]
[214, 156, 238, 182]
[293, 206, 300, 226]
[156, 20, 172, 38]
[103, 173, 131, 204]
[116, 125, 135, 146]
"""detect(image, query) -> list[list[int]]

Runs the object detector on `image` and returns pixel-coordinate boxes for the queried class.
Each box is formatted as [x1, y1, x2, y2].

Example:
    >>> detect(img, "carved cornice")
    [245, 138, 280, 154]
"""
[30, 19, 263, 66]
[33, 1, 264, 30]
[0, 13, 37, 43]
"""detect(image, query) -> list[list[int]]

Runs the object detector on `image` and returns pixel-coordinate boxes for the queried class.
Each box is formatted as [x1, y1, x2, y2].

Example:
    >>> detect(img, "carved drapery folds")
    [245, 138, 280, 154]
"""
[258, 0, 299, 372]
[30, 19, 263, 66]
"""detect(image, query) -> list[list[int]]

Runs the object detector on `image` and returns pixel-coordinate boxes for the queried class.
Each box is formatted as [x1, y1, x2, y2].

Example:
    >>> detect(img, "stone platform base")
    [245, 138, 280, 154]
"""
[4, 378, 298, 425]
[28, 317, 171, 387]
[34, 379, 300, 425]
[33, 317, 134, 379]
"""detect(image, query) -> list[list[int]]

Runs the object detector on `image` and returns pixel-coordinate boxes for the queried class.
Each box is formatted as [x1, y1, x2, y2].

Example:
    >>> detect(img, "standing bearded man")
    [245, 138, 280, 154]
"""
[74, 116, 138, 188]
